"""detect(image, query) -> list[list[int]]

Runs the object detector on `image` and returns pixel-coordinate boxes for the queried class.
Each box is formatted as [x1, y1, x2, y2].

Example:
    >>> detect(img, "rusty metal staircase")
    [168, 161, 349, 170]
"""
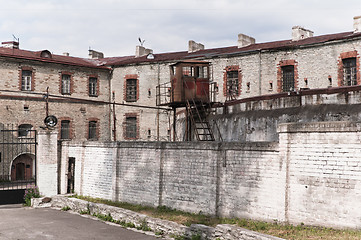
[186, 99, 215, 141]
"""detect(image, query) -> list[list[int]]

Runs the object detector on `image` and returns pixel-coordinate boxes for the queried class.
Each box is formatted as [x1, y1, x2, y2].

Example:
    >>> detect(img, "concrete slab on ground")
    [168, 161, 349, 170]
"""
[0, 205, 158, 240]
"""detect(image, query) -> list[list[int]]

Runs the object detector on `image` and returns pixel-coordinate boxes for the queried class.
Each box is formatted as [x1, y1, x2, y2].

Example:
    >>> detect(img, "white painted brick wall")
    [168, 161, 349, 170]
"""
[56, 121, 361, 229]
[37, 130, 58, 196]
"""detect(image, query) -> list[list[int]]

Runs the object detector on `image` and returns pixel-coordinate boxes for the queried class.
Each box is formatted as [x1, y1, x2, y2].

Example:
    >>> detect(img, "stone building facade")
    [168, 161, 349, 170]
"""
[1, 16, 361, 144]
[103, 16, 361, 142]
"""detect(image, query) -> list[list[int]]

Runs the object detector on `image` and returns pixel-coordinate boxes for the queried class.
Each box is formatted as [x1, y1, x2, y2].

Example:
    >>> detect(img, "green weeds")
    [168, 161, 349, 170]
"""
[71, 195, 361, 240]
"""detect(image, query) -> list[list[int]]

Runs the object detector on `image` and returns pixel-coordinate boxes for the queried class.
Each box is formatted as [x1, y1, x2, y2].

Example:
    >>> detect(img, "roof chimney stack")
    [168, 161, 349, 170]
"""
[188, 40, 204, 53]
[2, 41, 19, 49]
[237, 34, 255, 48]
[292, 26, 314, 41]
[354, 16, 361, 33]
[88, 49, 104, 59]
[135, 45, 153, 58]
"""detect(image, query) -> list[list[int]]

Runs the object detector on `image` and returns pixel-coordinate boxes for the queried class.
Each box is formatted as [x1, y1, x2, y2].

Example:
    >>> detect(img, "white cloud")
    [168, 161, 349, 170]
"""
[0, 0, 360, 58]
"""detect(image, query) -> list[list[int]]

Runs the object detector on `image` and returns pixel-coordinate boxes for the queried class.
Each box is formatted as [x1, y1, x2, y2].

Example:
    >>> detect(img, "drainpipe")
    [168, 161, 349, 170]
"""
[258, 50, 262, 96]
[157, 63, 160, 141]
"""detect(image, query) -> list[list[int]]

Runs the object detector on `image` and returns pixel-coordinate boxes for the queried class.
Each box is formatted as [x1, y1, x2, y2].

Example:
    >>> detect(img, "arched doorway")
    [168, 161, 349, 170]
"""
[11, 154, 34, 181]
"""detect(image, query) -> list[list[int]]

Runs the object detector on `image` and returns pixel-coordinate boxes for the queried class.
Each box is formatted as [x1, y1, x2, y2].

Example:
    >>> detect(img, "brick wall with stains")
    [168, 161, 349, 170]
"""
[0, 58, 111, 141]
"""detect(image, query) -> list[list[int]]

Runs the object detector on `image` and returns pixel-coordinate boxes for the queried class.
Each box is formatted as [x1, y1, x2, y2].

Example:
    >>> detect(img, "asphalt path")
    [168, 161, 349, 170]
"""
[0, 204, 159, 240]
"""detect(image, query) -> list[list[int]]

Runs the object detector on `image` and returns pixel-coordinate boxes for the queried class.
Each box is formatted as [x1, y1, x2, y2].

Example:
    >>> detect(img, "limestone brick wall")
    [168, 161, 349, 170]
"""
[58, 121, 361, 229]
[278, 121, 361, 228]
[207, 90, 361, 142]
[111, 63, 171, 141]
[110, 37, 361, 142]
[60, 141, 282, 220]
[0, 58, 111, 141]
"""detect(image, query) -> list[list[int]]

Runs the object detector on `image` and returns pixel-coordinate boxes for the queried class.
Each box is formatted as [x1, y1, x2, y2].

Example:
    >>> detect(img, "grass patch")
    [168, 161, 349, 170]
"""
[71, 195, 361, 240]
[61, 206, 71, 211]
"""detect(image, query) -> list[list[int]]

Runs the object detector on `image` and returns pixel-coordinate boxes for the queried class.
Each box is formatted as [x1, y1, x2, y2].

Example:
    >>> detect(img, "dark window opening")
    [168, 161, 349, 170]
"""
[18, 124, 33, 137]
[226, 71, 239, 97]
[125, 117, 137, 139]
[61, 120, 71, 140]
[88, 121, 97, 140]
[282, 65, 295, 92]
[343, 58, 357, 86]
[126, 79, 137, 102]
[89, 77, 98, 96]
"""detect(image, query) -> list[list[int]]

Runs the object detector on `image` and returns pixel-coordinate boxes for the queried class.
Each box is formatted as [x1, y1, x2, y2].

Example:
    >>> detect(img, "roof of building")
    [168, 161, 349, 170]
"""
[0, 47, 109, 69]
[1, 31, 361, 68]
[100, 31, 361, 66]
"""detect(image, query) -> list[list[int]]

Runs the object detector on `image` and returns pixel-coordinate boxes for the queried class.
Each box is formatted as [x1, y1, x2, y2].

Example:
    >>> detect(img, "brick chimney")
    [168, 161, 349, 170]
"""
[188, 40, 204, 53]
[292, 26, 314, 41]
[2, 41, 19, 49]
[237, 34, 255, 48]
[135, 46, 153, 57]
[354, 16, 361, 33]
[88, 49, 104, 59]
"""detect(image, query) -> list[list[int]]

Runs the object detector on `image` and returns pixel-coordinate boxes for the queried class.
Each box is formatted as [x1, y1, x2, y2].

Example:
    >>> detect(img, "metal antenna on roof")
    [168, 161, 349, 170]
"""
[138, 37, 145, 47]
[12, 34, 19, 43]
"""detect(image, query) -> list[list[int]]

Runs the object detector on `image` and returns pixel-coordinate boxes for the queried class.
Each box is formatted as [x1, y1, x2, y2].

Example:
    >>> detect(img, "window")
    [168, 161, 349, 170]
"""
[281, 65, 295, 92]
[60, 120, 71, 140]
[18, 124, 33, 137]
[226, 71, 239, 97]
[182, 66, 194, 77]
[343, 58, 357, 86]
[88, 121, 98, 140]
[21, 70, 32, 91]
[126, 79, 137, 102]
[125, 116, 137, 139]
[61, 74, 71, 94]
[89, 77, 98, 96]
[198, 66, 208, 78]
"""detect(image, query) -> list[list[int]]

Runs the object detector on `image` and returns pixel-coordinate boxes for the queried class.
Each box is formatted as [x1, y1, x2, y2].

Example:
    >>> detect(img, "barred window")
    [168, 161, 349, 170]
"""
[60, 120, 70, 140]
[125, 117, 137, 139]
[226, 71, 239, 97]
[21, 70, 32, 91]
[126, 79, 137, 102]
[61, 74, 71, 94]
[88, 121, 98, 140]
[282, 65, 295, 92]
[18, 124, 33, 137]
[343, 58, 357, 86]
[89, 77, 98, 96]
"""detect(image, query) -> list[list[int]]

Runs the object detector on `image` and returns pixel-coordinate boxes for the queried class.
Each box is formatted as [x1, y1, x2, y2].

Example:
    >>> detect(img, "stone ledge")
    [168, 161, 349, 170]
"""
[32, 195, 284, 240]
[277, 121, 361, 133]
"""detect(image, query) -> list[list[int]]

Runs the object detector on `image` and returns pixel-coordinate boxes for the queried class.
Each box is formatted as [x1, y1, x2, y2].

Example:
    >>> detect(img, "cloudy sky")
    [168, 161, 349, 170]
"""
[0, 0, 360, 58]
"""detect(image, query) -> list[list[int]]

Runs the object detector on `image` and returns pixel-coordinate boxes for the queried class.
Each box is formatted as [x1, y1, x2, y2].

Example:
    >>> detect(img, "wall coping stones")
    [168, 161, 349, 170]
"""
[278, 121, 361, 133]
[32, 195, 284, 240]
[61, 141, 279, 152]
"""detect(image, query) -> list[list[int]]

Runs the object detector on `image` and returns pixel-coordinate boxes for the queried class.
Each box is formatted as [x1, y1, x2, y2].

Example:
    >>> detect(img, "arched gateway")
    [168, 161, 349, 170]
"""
[11, 154, 35, 181]
[0, 125, 37, 205]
